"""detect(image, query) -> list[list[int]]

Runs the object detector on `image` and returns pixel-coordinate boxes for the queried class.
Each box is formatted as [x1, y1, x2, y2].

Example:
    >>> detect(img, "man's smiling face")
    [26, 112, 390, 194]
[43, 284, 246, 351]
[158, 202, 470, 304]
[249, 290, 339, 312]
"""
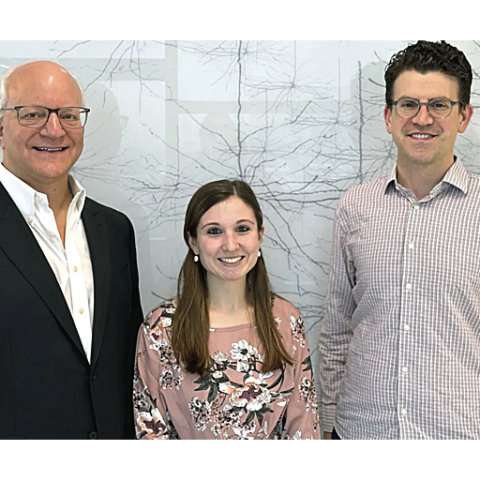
[0, 61, 85, 190]
[384, 70, 473, 170]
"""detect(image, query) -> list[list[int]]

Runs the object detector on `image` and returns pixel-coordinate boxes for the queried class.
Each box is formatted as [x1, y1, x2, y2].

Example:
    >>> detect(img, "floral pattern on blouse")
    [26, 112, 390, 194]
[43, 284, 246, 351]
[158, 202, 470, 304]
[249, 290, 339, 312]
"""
[133, 297, 320, 439]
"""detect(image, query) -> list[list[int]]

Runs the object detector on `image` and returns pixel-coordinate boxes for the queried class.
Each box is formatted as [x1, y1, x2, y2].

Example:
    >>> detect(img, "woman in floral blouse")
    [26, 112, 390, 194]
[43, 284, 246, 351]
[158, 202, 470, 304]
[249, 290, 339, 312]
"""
[134, 180, 320, 439]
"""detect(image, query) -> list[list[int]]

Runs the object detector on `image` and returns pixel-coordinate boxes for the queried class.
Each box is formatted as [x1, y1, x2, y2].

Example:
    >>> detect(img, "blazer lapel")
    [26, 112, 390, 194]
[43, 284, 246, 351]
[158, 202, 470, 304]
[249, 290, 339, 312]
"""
[0, 183, 85, 357]
[82, 198, 111, 369]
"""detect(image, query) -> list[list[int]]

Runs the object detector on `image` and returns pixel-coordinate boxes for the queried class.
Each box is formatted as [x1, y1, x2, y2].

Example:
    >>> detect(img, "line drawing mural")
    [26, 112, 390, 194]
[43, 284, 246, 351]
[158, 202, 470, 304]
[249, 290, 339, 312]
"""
[2, 40, 479, 415]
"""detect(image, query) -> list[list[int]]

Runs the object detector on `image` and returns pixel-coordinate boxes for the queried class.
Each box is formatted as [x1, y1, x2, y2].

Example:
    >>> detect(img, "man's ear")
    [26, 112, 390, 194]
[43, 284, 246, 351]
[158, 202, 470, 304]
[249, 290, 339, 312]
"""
[0, 119, 5, 150]
[458, 104, 474, 134]
[384, 106, 393, 134]
[187, 232, 198, 255]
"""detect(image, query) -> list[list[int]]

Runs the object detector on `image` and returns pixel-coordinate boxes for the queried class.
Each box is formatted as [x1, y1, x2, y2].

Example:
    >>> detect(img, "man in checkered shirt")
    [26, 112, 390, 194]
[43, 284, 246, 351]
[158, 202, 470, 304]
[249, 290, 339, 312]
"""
[319, 40, 480, 439]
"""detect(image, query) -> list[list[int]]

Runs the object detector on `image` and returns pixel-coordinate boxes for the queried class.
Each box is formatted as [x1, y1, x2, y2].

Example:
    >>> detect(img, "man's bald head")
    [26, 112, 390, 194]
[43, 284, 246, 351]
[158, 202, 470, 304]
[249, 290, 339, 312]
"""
[0, 61, 85, 116]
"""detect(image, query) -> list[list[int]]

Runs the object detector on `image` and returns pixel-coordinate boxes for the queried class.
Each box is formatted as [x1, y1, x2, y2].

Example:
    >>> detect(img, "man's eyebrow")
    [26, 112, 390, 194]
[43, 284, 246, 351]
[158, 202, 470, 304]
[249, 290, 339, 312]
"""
[396, 96, 449, 101]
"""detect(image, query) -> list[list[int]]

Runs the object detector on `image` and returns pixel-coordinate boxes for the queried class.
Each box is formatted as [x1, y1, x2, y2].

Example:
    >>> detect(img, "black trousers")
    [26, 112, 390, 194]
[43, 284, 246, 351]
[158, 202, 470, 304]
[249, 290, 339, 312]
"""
[331, 428, 341, 440]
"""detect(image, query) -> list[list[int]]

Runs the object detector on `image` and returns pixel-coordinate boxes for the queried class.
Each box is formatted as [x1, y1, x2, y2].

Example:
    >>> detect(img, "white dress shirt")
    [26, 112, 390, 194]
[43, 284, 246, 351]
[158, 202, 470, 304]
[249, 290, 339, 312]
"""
[0, 163, 94, 362]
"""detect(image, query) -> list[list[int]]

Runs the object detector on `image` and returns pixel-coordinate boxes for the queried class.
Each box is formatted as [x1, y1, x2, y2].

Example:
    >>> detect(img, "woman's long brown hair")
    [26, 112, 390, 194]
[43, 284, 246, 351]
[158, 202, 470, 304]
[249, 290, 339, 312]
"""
[171, 179, 293, 376]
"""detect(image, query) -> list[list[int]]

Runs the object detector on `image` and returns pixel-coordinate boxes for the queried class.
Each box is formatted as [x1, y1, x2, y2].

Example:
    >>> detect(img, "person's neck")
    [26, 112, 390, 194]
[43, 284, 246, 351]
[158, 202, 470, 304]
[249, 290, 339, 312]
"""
[396, 156, 454, 201]
[207, 277, 253, 328]
[207, 276, 249, 312]
[8, 166, 73, 215]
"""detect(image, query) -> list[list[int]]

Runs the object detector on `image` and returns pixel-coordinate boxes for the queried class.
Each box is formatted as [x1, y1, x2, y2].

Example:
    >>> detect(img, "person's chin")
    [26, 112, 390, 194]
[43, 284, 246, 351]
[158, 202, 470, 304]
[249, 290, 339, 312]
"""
[33, 164, 72, 181]
[219, 271, 247, 282]
[407, 153, 438, 166]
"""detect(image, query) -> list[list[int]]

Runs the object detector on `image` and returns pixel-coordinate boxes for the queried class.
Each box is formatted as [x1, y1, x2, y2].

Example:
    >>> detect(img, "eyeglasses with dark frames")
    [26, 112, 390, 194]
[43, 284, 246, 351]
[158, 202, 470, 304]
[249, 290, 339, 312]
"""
[391, 98, 462, 119]
[0, 105, 90, 128]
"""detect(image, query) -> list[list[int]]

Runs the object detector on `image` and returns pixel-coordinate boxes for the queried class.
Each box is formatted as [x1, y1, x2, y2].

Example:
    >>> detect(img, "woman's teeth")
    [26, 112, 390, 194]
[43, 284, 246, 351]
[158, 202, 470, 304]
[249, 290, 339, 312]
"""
[219, 256, 242, 263]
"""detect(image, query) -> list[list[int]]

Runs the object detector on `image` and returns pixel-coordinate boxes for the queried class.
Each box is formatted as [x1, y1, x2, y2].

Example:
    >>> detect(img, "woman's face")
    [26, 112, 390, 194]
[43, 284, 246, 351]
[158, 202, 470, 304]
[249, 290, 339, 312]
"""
[188, 196, 264, 284]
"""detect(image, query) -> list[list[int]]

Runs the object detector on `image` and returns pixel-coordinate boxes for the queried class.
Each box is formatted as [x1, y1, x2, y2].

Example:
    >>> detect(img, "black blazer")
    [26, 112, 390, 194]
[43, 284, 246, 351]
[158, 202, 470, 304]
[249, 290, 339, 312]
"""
[0, 182, 143, 439]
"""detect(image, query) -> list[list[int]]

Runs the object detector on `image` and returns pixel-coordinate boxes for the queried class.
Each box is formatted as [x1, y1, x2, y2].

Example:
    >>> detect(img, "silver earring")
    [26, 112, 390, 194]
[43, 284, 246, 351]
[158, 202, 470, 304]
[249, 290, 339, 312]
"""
[194, 255, 199, 263]
[258, 250, 261, 257]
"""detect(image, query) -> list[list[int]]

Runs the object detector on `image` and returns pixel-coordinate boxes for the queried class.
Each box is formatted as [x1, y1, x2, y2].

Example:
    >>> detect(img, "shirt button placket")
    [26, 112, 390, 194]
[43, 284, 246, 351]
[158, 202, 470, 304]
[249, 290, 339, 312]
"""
[399, 200, 419, 438]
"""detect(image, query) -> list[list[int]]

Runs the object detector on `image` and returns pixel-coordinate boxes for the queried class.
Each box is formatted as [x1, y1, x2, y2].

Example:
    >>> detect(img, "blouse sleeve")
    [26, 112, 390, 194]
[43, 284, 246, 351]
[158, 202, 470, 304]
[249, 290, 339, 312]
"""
[133, 309, 177, 439]
[282, 313, 321, 440]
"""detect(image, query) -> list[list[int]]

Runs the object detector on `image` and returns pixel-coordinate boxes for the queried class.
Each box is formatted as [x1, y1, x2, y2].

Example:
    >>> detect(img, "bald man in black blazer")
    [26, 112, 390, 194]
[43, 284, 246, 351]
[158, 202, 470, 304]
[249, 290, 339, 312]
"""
[0, 61, 143, 439]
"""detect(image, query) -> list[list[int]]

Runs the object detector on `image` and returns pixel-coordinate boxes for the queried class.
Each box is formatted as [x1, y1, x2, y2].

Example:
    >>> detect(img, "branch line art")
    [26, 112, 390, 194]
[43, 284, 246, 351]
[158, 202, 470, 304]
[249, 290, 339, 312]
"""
[2, 40, 479, 410]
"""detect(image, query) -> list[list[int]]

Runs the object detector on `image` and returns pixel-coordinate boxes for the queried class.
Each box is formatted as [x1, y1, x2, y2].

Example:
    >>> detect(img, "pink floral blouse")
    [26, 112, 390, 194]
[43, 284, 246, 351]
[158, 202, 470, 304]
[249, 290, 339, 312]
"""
[133, 297, 320, 439]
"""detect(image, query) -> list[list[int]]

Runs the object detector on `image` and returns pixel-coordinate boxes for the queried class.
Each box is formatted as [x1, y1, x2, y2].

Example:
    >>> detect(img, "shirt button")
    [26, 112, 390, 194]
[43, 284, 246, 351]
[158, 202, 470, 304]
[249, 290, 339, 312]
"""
[79, 307, 84, 314]
[408, 243, 414, 249]
[405, 283, 412, 291]
[73, 266, 78, 272]
[27, 216, 34, 223]
[401, 408, 407, 416]
[401, 366, 408, 373]
[403, 325, 410, 331]
[49, 232, 55, 237]
[36, 196, 43, 203]
[412, 204, 419, 210]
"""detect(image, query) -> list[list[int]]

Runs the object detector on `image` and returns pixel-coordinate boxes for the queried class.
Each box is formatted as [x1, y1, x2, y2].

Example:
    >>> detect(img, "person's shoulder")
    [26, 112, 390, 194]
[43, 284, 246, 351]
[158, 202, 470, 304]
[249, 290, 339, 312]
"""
[466, 171, 480, 191]
[271, 296, 307, 347]
[84, 197, 132, 227]
[335, 176, 390, 227]
[143, 298, 177, 332]
[272, 296, 301, 324]
[339, 175, 389, 207]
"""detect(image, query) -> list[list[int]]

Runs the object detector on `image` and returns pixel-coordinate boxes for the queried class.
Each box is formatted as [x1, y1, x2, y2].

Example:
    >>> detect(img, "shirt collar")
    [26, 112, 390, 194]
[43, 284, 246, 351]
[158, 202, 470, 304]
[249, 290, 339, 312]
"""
[383, 157, 469, 195]
[384, 165, 397, 193]
[441, 158, 469, 194]
[0, 162, 86, 219]
[68, 174, 87, 214]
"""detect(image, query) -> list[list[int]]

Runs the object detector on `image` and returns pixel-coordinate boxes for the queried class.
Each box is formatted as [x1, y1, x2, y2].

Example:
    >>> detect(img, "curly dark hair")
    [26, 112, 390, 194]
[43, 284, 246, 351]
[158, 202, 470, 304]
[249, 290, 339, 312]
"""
[384, 40, 472, 108]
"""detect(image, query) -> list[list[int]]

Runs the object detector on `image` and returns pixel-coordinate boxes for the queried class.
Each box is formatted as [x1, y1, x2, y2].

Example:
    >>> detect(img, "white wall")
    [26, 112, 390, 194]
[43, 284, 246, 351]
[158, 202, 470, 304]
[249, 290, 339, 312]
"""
[2, 40, 480, 409]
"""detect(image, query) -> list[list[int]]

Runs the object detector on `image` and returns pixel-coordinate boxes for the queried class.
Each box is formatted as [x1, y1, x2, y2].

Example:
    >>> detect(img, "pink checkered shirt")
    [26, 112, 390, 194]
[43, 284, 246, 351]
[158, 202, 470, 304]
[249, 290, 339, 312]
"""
[319, 159, 480, 439]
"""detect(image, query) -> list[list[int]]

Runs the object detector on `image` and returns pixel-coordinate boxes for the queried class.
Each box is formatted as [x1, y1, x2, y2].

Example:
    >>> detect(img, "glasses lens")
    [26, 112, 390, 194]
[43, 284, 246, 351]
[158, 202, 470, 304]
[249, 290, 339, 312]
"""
[58, 107, 88, 127]
[18, 106, 48, 126]
[396, 99, 419, 118]
[428, 99, 452, 118]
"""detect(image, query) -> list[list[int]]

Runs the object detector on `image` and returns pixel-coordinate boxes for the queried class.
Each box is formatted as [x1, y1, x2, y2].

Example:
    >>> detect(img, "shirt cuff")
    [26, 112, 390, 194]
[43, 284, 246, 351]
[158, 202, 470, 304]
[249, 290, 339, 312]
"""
[320, 405, 336, 433]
